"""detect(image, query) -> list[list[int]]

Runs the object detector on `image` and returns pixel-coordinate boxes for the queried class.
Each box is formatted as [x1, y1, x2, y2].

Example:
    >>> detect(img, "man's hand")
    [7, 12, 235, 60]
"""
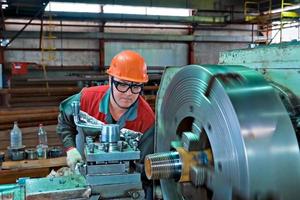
[66, 147, 83, 170]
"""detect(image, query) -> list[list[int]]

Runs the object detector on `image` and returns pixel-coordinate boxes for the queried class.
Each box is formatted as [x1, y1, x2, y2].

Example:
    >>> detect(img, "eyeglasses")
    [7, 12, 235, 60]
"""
[112, 78, 143, 94]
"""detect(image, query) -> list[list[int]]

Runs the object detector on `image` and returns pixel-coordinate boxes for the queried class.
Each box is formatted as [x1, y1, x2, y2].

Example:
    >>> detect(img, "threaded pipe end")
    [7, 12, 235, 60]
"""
[145, 152, 182, 181]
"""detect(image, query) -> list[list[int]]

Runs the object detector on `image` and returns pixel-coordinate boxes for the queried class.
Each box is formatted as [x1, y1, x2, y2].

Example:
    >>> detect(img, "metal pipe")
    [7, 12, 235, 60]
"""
[4, 21, 189, 29]
[3, 31, 259, 43]
[4, 21, 261, 32]
[145, 152, 182, 181]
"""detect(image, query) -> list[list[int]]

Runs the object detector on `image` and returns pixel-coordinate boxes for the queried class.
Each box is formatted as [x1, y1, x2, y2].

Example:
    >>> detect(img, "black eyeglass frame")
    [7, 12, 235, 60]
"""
[111, 77, 144, 94]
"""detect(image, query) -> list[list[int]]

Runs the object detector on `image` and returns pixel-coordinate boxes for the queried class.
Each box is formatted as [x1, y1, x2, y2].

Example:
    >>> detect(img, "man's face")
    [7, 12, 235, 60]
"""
[110, 77, 143, 108]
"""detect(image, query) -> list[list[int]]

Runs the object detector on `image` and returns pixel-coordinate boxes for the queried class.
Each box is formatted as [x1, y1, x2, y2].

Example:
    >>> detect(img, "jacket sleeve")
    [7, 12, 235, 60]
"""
[136, 124, 155, 184]
[56, 92, 82, 149]
[138, 125, 155, 162]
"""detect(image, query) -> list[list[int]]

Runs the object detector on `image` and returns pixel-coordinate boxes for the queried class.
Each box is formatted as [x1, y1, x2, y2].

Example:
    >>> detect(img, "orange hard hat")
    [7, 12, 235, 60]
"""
[107, 50, 148, 83]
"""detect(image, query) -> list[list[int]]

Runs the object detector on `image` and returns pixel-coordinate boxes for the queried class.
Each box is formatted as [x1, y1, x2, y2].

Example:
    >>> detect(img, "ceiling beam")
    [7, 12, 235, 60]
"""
[49, 0, 215, 10]
[3, 30, 265, 43]
[44, 12, 229, 24]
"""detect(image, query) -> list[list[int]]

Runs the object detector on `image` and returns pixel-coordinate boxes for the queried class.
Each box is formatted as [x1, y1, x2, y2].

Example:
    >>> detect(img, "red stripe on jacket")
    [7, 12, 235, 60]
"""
[80, 85, 155, 133]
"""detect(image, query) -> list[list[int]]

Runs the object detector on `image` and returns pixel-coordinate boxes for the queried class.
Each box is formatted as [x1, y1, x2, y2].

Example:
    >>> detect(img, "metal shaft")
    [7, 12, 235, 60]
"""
[145, 152, 182, 181]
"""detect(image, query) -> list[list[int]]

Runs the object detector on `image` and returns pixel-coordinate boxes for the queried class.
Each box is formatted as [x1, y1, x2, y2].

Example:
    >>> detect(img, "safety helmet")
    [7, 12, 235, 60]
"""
[107, 50, 148, 83]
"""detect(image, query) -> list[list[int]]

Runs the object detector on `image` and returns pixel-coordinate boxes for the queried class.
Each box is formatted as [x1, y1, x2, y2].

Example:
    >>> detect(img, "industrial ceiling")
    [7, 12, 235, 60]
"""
[2, 0, 299, 20]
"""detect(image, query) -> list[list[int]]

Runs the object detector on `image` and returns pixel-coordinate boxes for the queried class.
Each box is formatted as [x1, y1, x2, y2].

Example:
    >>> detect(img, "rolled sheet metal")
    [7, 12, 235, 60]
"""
[156, 65, 300, 200]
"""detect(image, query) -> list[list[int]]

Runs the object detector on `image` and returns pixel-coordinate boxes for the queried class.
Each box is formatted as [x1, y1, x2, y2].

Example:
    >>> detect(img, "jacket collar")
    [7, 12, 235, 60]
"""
[99, 88, 138, 124]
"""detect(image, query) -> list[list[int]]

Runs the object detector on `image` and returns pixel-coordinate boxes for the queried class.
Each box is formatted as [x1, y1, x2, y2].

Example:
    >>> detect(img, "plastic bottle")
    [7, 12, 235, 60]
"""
[37, 124, 48, 147]
[10, 121, 22, 149]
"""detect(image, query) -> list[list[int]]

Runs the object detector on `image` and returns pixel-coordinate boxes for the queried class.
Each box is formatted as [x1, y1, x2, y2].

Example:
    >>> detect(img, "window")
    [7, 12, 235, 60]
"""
[45, 2, 192, 17]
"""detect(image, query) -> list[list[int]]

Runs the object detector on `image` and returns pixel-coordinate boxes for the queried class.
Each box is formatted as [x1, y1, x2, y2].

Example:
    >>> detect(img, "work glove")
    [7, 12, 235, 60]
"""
[66, 147, 83, 171]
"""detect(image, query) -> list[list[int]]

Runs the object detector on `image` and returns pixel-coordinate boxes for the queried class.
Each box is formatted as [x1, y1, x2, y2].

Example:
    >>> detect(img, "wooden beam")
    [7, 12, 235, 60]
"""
[0, 112, 58, 124]
[1, 157, 67, 170]
[0, 107, 58, 116]
[4, 87, 81, 94]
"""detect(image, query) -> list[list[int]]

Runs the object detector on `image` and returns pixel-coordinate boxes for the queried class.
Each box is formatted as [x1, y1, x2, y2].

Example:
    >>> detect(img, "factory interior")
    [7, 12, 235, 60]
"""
[1, 0, 300, 199]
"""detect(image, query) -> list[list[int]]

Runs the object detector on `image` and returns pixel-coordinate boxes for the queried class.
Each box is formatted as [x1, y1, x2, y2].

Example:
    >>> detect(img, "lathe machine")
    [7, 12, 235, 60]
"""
[143, 42, 300, 200]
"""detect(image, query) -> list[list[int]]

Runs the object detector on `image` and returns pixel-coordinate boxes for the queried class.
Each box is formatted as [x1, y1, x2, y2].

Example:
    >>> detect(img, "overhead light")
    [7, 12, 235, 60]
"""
[103, 5, 145, 15]
[45, 2, 101, 13]
[0, 38, 10, 47]
[268, 3, 300, 14]
[45, 1, 192, 17]
[103, 5, 191, 17]
[1, 3, 8, 9]
[146, 7, 191, 17]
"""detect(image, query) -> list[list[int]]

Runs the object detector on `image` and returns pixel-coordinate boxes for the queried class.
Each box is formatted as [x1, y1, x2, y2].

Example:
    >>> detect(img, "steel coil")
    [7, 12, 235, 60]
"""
[155, 65, 300, 200]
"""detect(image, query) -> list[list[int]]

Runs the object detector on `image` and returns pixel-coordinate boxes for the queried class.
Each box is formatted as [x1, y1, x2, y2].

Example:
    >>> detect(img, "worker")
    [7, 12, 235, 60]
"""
[56, 50, 155, 199]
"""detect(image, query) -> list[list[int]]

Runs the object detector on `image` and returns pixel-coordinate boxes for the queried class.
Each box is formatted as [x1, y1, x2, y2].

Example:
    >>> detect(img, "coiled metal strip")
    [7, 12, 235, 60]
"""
[156, 65, 300, 199]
